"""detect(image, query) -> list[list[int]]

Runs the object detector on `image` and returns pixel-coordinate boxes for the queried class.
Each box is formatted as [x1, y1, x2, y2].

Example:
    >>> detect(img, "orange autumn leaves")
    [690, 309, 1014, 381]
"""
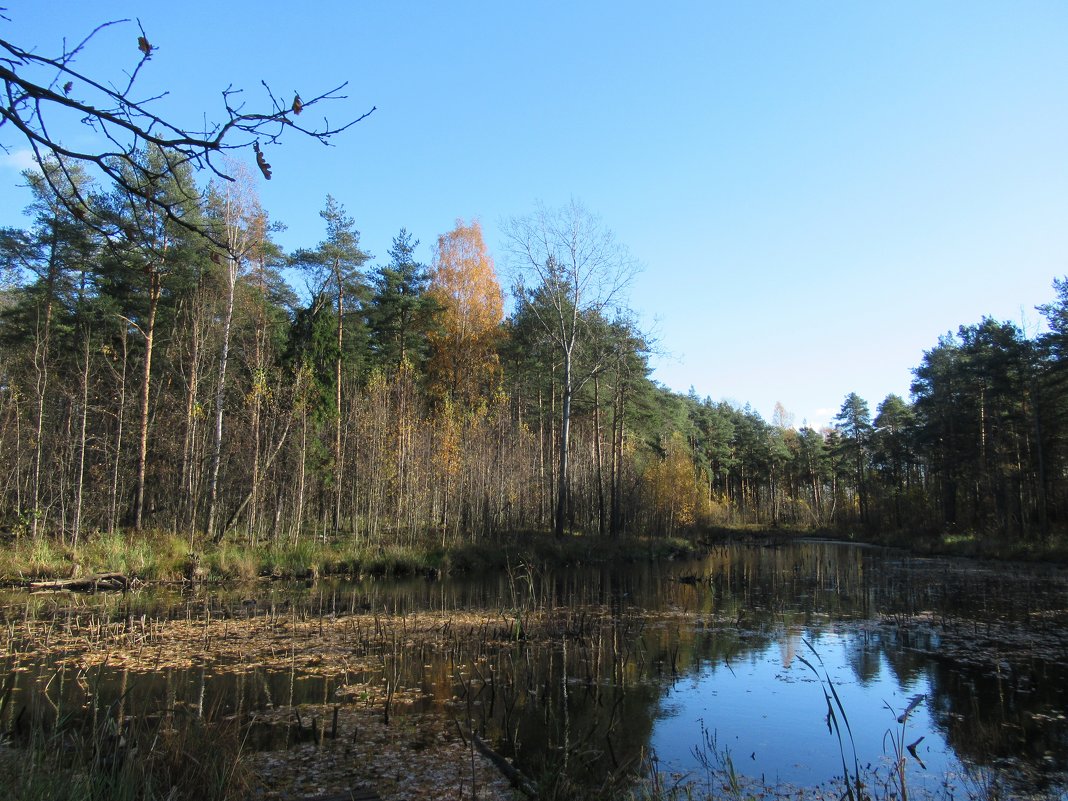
[426, 219, 503, 407]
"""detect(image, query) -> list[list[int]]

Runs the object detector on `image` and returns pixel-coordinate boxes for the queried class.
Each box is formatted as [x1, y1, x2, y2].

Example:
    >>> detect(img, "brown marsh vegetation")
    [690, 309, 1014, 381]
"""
[0, 541, 1066, 800]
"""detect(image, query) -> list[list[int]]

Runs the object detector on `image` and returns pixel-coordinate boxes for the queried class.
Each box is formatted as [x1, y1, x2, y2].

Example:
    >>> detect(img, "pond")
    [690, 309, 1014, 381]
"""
[2, 540, 1067, 799]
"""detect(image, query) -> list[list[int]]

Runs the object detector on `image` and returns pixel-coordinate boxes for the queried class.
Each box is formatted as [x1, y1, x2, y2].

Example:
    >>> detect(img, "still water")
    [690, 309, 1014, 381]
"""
[3, 540, 1067, 797]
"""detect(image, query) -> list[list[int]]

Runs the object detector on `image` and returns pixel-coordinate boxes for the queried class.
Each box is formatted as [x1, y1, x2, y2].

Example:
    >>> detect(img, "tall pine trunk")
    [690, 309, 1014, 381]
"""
[134, 268, 161, 530]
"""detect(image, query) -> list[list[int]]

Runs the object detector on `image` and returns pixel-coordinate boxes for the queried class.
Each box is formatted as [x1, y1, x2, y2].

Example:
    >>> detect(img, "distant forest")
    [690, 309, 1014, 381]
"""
[2, 154, 1067, 549]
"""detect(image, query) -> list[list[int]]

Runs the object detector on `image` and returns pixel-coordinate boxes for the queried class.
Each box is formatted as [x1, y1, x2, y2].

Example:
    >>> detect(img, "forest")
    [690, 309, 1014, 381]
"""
[1, 153, 1067, 561]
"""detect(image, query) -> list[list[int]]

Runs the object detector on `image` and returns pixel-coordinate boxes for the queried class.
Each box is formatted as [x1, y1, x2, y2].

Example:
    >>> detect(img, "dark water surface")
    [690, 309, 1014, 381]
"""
[3, 540, 1067, 798]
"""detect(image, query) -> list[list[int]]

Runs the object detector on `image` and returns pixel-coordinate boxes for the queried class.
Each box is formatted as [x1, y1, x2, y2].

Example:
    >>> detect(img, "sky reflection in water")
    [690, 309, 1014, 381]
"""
[651, 629, 952, 794]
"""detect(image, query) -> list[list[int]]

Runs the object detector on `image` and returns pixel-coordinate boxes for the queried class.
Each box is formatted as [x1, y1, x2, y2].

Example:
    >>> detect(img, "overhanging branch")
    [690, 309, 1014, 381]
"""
[0, 18, 374, 251]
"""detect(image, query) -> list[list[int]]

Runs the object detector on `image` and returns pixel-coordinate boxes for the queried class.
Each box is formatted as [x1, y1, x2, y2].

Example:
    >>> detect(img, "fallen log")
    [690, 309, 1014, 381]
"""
[472, 732, 538, 799]
[29, 573, 132, 593]
[294, 792, 381, 801]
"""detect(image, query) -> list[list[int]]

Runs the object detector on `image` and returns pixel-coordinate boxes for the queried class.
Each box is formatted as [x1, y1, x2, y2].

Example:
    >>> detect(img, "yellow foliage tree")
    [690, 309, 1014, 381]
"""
[646, 432, 706, 535]
[426, 219, 504, 406]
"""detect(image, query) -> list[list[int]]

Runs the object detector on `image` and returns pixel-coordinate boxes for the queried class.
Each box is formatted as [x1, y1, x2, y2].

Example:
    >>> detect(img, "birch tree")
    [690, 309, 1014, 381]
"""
[505, 200, 638, 538]
[206, 163, 267, 540]
[427, 219, 503, 406]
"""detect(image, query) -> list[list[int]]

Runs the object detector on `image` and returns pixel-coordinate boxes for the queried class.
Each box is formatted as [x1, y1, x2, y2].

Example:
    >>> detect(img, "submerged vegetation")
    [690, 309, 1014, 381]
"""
[2, 543, 1066, 800]
[0, 706, 255, 801]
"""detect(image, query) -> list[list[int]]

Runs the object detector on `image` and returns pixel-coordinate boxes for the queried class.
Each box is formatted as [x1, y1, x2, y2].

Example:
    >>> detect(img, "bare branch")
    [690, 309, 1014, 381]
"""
[0, 17, 374, 251]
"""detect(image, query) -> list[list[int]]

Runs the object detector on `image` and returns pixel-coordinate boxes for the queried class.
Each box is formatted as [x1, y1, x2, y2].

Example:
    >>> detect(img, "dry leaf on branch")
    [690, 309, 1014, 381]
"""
[292, 93, 303, 115]
[253, 141, 273, 180]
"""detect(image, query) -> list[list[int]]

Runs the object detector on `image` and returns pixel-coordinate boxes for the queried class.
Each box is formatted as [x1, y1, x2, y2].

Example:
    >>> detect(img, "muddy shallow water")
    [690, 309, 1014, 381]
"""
[2, 540, 1067, 798]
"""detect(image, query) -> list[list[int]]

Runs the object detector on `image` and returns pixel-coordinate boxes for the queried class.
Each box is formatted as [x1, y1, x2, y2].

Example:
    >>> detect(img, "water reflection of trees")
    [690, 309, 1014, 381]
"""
[4, 541, 1067, 797]
[841, 623, 1068, 794]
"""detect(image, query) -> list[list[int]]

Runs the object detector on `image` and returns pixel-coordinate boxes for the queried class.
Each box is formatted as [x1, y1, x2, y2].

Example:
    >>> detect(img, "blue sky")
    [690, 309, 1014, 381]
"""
[3, 2, 1066, 429]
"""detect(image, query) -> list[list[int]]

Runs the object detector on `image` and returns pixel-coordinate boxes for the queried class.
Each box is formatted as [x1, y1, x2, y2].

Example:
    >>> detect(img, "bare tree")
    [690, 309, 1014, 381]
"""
[0, 15, 374, 248]
[504, 200, 639, 538]
[206, 162, 266, 539]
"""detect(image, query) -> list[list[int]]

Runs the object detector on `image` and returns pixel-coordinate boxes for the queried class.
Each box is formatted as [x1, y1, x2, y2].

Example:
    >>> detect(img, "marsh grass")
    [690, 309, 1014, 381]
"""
[0, 531, 442, 584]
[2, 573, 1063, 801]
[0, 674, 254, 801]
[0, 527, 711, 587]
[883, 694, 926, 801]
[795, 638, 865, 801]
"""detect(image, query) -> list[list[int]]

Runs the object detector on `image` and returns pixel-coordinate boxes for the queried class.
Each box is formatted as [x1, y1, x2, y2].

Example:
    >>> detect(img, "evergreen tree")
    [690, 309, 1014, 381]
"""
[834, 392, 873, 525]
[288, 196, 370, 532]
[366, 229, 439, 376]
[872, 394, 916, 529]
[0, 159, 99, 536]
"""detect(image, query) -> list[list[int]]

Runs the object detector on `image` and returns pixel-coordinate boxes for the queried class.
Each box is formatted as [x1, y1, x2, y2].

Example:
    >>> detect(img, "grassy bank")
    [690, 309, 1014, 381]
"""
[0, 528, 706, 586]
[2, 521, 1065, 586]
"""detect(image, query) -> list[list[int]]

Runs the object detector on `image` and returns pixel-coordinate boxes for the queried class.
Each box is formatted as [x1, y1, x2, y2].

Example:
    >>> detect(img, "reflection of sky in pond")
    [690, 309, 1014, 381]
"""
[650, 629, 958, 794]
[5, 542, 1067, 797]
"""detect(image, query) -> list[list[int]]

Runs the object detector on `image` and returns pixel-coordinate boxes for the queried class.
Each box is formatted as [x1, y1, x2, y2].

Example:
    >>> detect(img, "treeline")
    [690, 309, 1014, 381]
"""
[0, 156, 664, 548]
[1, 154, 1067, 550]
[652, 290, 1068, 543]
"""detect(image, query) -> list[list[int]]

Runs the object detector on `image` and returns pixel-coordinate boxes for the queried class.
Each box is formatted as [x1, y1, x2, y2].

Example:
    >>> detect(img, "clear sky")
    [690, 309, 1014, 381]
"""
[3, 1, 1067, 430]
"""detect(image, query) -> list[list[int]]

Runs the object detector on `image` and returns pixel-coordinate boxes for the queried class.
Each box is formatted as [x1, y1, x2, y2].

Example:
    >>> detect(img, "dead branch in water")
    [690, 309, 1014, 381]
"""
[29, 572, 132, 592]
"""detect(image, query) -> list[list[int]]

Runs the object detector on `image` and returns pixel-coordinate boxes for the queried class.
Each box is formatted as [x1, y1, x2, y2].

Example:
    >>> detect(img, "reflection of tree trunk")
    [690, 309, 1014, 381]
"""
[134, 268, 161, 530]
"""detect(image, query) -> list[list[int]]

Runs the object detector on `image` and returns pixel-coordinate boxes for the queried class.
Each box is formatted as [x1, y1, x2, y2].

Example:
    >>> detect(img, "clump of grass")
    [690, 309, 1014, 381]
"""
[0, 695, 255, 801]
[23, 537, 68, 579]
[345, 542, 436, 577]
[0, 529, 200, 584]
[204, 542, 260, 581]
[0, 536, 68, 582]
[263, 538, 323, 579]
[76, 530, 191, 581]
[884, 694, 926, 801]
